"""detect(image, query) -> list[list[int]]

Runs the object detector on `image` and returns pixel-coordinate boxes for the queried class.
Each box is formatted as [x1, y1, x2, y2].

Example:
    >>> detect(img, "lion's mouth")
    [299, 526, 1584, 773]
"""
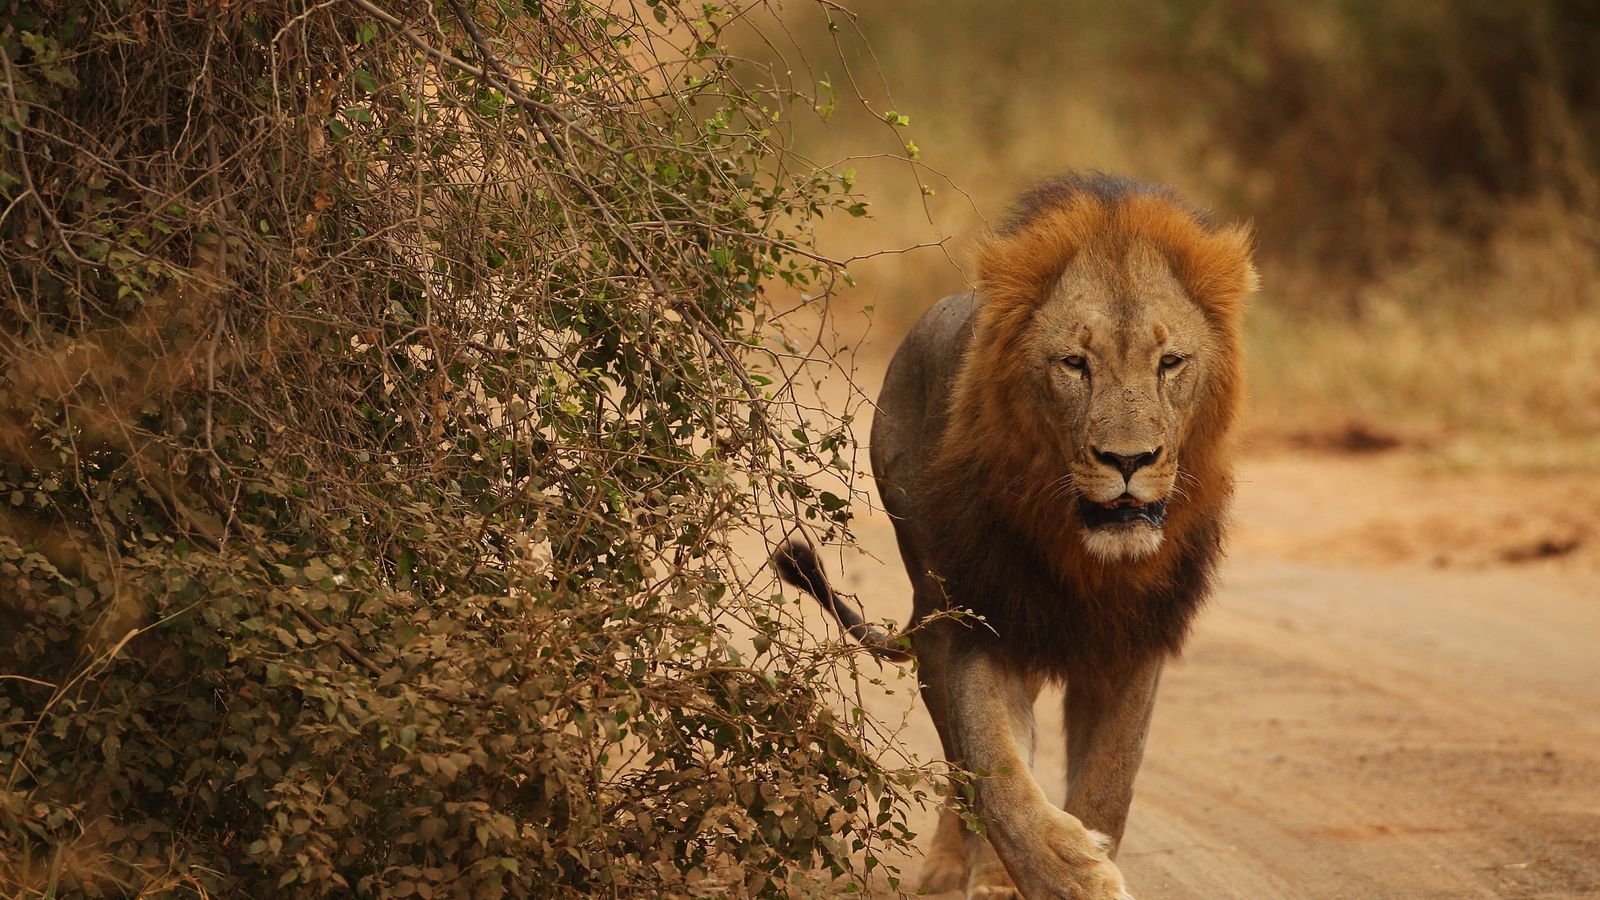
[1077, 495, 1168, 530]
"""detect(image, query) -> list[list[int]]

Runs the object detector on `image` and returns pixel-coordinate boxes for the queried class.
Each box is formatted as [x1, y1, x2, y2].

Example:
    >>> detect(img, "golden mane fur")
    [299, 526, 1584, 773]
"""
[921, 181, 1256, 686]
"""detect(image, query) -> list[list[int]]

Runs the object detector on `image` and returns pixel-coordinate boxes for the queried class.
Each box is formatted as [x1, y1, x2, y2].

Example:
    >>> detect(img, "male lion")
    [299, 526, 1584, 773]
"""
[774, 174, 1255, 899]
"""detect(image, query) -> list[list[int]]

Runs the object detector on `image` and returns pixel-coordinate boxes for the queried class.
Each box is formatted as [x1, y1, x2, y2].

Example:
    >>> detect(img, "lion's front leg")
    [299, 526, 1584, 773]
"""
[946, 651, 1132, 900]
[1064, 658, 1163, 857]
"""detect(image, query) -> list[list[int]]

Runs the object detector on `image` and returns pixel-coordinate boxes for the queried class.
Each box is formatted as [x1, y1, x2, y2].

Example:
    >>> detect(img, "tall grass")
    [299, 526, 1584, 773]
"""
[1248, 210, 1600, 470]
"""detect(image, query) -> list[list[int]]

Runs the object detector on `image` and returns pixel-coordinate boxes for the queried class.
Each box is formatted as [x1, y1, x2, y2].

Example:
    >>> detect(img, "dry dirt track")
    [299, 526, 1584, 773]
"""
[821, 452, 1600, 899]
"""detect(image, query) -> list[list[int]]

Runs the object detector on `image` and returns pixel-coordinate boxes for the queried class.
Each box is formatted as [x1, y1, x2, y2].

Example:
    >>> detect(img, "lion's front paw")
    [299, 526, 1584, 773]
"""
[1009, 810, 1133, 899]
[1071, 855, 1132, 900]
[1076, 830, 1133, 900]
[1070, 827, 1132, 899]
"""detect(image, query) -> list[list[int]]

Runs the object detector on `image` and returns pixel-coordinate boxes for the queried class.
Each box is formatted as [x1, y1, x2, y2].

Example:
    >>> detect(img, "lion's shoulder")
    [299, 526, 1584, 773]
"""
[869, 292, 979, 520]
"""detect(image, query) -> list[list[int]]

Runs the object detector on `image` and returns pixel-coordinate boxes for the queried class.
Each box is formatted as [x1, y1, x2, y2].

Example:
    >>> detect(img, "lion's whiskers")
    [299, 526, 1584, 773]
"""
[1166, 468, 1202, 503]
[1046, 472, 1083, 504]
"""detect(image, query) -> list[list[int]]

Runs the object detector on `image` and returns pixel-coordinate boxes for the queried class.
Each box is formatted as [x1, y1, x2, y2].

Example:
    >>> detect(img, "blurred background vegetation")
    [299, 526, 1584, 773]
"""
[746, 0, 1600, 469]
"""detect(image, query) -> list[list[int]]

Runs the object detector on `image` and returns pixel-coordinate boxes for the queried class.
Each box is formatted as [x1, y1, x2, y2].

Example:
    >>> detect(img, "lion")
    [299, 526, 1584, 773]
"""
[773, 173, 1255, 899]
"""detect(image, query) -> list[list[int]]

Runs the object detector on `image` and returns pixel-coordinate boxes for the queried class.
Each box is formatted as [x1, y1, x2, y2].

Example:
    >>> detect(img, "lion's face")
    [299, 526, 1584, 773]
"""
[961, 184, 1252, 570]
[1023, 242, 1216, 562]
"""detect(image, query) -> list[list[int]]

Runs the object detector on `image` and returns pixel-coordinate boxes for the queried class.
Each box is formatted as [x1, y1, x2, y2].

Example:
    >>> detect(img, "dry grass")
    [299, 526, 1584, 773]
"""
[1247, 203, 1600, 471]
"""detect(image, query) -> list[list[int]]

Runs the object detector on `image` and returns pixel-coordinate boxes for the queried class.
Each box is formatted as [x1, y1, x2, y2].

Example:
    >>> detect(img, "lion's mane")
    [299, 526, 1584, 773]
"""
[919, 174, 1257, 694]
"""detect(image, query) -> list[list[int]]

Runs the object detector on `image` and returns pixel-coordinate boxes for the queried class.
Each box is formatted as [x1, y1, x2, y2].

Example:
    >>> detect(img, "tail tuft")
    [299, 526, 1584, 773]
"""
[773, 540, 829, 598]
[771, 539, 913, 663]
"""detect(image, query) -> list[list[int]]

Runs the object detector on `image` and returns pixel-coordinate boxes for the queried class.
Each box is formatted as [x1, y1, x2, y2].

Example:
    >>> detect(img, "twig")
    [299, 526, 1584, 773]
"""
[0, 47, 92, 266]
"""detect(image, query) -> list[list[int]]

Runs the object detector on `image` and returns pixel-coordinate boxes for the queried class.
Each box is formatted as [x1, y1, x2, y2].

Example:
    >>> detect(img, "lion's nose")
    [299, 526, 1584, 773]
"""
[1093, 446, 1162, 478]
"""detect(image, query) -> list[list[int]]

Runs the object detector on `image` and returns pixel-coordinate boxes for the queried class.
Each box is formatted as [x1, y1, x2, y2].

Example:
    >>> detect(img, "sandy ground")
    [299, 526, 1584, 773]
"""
[806, 446, 1600, 898]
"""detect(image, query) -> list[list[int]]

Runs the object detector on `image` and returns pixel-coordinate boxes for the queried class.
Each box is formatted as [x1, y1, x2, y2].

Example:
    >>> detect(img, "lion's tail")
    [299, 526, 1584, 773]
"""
[772, 540, 914, 663]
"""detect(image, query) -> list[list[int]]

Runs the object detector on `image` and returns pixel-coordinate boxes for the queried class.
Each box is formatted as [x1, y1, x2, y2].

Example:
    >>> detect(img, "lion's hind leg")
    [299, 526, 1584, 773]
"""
[917, 805, 968, 893]
[912, 805, 1026, 897]
[917, 804, 1023, 898]
[963, 826, 1022, 897]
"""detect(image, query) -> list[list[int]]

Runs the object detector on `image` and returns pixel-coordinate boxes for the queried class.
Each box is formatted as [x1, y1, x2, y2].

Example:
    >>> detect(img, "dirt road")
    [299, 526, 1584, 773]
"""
[824, 451, 1600, 898]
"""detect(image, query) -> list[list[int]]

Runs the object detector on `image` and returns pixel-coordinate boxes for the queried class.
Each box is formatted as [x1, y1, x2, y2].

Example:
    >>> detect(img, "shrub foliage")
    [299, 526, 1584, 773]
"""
[0, 0, 919, 895]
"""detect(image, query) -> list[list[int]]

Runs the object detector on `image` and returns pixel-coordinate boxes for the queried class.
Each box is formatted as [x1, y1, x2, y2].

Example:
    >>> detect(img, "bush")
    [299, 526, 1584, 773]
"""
[0, 1, 922, 895]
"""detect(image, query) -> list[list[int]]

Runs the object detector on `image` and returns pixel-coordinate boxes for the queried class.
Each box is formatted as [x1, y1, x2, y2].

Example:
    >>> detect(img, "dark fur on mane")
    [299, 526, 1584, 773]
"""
[914, 173, 1252, 696]
[1000, 171, 1213, 235]
[917, 475, 1223, 697]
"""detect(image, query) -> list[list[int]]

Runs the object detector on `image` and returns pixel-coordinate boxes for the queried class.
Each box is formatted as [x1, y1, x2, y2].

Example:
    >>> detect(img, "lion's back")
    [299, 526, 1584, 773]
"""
[869, 292, 978, 525]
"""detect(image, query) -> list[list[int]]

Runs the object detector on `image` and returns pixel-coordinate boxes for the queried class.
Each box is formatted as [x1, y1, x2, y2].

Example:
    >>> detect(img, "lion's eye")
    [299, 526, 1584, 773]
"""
[1061, 354, 1088, 372]
[1159, 353, 1185, 371]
